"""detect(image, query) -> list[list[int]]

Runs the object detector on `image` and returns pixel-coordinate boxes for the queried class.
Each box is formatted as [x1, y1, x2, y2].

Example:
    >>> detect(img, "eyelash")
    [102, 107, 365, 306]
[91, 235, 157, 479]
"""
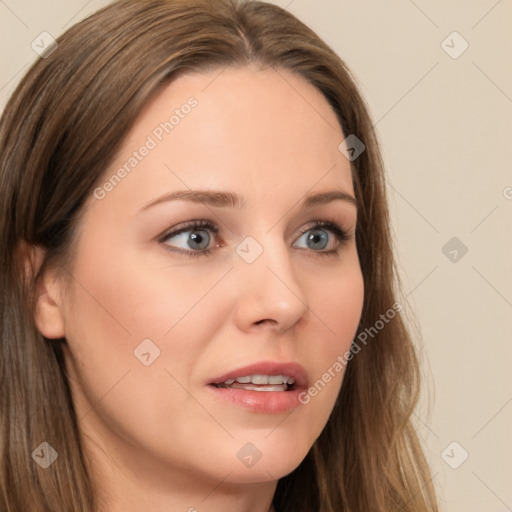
[158, 219, 351, 258]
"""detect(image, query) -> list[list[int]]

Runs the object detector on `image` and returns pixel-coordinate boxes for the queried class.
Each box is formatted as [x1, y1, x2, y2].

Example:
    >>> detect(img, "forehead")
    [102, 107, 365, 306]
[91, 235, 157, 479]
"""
[88, 65, 353, 216]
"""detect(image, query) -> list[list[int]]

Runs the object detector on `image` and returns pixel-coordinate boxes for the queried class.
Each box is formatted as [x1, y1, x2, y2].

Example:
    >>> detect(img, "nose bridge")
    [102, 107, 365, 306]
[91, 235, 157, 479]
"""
[232, 230, 309, 331]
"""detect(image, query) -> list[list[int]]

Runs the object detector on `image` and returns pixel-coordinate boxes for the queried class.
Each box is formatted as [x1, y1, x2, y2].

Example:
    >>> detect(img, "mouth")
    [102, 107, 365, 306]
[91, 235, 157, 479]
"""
[211, 374, 296, 392]
[207, 361, 307, 413]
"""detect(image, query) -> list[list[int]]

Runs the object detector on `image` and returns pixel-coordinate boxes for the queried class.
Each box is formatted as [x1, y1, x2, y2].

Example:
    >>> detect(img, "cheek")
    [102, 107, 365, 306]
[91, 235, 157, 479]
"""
[60, 252, 233, 463]
[321, 271, 364, 336]
[296, 259, 364, 421]
[61, 246, 232, 401]
[68, 238, 230, 340]
[305, 255, 364, 357]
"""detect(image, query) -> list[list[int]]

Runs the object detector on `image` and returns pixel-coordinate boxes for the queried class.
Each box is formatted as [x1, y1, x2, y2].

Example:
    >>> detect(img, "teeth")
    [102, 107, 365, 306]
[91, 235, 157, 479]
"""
[250, 374, 269, 385]
[219, 374, 295, 387]
[231, 383, 286, 392]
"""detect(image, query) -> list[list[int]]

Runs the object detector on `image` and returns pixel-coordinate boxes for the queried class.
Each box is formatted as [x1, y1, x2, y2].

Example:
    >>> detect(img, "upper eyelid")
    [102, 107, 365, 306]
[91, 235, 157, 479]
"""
[160, 219, 346, 235]
[158, 220, 217, 239]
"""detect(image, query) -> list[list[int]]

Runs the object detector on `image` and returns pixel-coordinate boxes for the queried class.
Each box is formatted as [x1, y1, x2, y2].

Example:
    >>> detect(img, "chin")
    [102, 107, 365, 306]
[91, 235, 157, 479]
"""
[223, 456, 306, 485]
[209, 434, 312, 484]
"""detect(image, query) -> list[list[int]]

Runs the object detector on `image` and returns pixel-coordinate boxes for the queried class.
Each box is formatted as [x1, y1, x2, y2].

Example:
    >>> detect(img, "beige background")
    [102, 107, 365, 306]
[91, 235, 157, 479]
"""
[1, 1, 511, 510]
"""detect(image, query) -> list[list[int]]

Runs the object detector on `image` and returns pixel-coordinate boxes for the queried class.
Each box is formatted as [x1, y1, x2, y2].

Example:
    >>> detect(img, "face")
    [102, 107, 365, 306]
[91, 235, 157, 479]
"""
[39, 66, 364, 489]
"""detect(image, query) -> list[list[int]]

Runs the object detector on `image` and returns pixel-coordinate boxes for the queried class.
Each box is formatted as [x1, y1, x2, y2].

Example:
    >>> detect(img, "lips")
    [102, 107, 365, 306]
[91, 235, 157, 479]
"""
[207, 361, 308, 413]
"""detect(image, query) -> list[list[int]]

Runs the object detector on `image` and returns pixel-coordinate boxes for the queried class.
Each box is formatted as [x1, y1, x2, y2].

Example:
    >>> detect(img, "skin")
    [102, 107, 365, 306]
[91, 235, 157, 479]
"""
[34, 65, 364, 512]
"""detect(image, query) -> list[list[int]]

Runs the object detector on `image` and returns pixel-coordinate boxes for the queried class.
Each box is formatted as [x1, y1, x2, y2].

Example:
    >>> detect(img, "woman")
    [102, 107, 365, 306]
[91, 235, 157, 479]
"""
[0, 0, 439, 510]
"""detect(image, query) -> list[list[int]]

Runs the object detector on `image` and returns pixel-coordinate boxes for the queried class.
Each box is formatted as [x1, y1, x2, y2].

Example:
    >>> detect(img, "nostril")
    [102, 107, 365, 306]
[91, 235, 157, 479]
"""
[254, 318, 277, 326]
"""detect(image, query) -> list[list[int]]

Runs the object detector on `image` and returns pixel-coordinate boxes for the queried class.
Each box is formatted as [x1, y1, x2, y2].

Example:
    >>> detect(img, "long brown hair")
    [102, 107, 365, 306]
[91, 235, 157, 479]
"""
[0, 0, 438, 510]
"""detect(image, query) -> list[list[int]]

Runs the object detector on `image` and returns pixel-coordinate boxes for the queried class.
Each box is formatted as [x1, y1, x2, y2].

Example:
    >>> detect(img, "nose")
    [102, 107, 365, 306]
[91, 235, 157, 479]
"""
[231, 234, 310, 334]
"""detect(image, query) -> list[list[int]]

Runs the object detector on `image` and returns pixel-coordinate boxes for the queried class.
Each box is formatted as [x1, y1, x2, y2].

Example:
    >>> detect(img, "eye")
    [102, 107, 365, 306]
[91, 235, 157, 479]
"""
[292, 221, 350, 256]
[160, 220, 219, 256]
[158, 219, 351, 257]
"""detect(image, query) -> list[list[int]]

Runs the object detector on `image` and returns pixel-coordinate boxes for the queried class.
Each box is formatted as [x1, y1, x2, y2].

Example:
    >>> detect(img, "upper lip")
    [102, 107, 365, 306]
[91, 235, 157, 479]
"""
[208, 361, 308, 389]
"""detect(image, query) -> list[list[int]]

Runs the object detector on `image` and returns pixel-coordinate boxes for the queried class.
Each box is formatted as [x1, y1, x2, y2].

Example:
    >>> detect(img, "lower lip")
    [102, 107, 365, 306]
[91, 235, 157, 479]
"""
[206, 385, 303, 413]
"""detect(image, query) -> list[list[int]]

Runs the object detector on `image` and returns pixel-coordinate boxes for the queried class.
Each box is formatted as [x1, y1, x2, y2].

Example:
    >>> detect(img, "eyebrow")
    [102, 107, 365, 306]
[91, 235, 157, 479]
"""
[139, 188, 357, 213]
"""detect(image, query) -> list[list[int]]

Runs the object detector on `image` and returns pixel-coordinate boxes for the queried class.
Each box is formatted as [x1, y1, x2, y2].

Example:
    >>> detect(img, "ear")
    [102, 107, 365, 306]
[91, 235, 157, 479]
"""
[20, 242, 67, 339]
